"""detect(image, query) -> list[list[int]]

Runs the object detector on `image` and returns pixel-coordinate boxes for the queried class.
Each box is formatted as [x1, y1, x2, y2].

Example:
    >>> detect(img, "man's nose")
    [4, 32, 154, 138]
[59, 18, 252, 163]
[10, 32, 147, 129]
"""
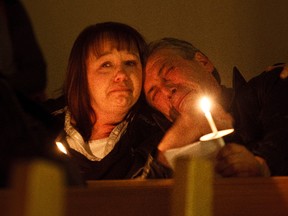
[161, 84, 177, 99]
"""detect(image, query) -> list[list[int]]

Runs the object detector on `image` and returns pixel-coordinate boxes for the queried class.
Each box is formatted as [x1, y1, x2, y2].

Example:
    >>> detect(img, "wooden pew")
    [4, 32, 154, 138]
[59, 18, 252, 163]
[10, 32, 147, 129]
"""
[66, 177, 288, 216]
[214, 177, 288, 215]
[67, 179, 172, 216]
[2, 177, 288, 216]
[0, 189, 10, 216]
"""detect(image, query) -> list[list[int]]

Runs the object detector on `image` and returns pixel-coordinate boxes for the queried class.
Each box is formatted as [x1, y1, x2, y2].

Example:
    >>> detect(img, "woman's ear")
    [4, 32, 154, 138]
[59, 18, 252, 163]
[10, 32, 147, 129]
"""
[194, 52, 215, 73]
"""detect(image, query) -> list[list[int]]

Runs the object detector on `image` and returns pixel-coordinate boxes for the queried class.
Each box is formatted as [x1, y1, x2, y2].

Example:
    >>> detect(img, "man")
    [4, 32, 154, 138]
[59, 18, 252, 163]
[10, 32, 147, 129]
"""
[144, 38, 288, 177]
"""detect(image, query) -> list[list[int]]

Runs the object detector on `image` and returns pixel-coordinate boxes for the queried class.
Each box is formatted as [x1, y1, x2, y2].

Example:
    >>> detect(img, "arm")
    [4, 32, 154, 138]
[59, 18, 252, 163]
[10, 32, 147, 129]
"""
[158, 92, 233, 152]
[231, 69, 288, 176]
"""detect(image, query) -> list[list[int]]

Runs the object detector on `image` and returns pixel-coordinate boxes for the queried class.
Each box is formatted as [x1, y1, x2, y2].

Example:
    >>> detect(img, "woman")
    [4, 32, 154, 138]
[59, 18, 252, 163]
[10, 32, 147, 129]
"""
[51, 22, 171, 180]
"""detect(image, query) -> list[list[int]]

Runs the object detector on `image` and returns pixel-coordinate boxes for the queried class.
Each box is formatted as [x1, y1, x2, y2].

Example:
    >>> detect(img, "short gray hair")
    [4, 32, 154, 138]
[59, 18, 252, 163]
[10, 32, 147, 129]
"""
[148, 37, 200, 60]
[147, 37, 221, 84]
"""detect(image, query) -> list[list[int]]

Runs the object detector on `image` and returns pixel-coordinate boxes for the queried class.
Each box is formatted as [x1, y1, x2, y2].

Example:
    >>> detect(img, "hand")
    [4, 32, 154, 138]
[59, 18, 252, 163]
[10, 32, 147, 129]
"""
[280, 65, 288, 79]
[157, 110, 205, 151]
[179, 91, 233, 134]
[215, 143, 270, 177]
[158, 92, 233, 152]
[265, 63, 288, 79]
[158, 93, 209, 151]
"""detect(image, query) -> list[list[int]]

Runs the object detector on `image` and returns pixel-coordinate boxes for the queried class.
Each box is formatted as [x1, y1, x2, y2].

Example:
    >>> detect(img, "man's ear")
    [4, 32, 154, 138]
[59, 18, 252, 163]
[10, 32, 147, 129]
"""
[194, 52, 214, 73]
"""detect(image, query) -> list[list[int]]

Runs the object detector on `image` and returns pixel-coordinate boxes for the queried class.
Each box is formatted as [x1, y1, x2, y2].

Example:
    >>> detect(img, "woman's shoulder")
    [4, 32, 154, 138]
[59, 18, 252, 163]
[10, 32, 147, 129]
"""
[42, 95, 66, 128]
[43, 95, 66, 114]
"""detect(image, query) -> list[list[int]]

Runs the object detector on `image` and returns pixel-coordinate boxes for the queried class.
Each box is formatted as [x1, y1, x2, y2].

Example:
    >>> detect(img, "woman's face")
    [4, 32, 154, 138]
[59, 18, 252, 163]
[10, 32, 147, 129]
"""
[86, 42, 142, 119]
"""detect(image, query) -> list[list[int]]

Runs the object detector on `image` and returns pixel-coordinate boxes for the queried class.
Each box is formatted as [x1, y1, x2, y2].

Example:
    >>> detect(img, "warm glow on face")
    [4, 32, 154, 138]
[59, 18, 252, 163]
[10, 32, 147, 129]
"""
[56, 142, 67, 155]
[200, 97, 211, 113]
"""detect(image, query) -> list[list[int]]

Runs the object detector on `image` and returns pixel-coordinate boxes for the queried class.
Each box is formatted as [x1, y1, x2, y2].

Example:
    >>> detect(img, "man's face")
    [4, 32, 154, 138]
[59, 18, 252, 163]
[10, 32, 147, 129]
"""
[144, 48, 218, 122]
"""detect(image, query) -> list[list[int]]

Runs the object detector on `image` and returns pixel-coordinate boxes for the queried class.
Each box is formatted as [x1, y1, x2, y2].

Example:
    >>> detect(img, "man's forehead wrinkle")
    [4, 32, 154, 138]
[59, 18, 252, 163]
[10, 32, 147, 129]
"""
[157, 61, 167, 77]
[148, 55, 169, 75]
[146, 57, 161, 76]
[145, 59, 164, 96]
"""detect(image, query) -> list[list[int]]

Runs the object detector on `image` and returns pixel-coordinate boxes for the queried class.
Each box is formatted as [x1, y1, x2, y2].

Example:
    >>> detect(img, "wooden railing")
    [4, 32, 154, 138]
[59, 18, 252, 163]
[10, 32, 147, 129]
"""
[2, 159, 288, 215]
[1, 177, 288, 216]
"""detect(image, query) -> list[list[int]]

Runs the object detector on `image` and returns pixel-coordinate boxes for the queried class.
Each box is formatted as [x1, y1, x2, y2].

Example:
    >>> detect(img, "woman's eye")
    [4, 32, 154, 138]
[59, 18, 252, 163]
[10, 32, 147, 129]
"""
[125, 60, 137, 66]
[101, 62, 112, 68]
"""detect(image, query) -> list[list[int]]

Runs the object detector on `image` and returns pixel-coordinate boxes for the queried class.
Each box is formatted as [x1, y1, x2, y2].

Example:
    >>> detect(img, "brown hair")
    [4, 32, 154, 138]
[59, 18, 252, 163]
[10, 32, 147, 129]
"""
[65, 22, 147, 141]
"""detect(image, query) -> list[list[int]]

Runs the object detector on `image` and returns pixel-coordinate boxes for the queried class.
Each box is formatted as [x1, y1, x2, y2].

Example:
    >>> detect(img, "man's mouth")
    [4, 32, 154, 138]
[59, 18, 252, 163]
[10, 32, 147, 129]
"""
[170, 92, 190, 112]
[168, 92, 190, 122]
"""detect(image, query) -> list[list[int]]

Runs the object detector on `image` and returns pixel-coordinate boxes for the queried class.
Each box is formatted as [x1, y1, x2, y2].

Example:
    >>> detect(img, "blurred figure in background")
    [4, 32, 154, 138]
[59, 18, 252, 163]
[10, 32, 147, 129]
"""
[0, 0, 47, 102]
[0, 72, 84, 187]
[0, 0, 83, 187]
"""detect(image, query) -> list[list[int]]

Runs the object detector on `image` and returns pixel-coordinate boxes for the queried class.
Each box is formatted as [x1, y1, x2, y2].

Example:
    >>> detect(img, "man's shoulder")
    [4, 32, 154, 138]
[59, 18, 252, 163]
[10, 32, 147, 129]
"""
[249, 67, 283, 83]
[233, 66, 288, 112]
[245, 67, 287, 97]
[233, 66, 286, 93]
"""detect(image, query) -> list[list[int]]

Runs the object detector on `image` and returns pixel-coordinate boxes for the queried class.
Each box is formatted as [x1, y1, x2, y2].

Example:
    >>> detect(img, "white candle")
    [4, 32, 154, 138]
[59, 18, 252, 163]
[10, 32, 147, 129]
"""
[200, 97, 218, 133]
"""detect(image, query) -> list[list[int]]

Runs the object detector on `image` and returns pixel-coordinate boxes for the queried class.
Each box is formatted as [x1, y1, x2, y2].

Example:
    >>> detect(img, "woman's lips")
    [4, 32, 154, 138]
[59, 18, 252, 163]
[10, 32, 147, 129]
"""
[109, 87, 132, 94]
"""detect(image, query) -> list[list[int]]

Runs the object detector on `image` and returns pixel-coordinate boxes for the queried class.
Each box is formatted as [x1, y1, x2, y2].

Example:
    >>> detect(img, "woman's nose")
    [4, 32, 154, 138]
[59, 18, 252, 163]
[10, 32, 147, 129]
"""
[114, 67, 128, 82]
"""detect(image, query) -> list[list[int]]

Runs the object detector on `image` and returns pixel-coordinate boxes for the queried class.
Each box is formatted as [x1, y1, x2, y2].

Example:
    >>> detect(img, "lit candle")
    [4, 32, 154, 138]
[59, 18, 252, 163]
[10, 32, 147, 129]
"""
[200, 97, 218, 134]
[56, 141, 68, 155]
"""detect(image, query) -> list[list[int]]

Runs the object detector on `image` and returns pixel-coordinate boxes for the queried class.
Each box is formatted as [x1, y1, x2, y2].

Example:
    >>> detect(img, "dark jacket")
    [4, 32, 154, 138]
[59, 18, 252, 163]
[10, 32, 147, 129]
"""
[227, 67, 288, 175]
[150, 66, 288, 176]
[48, 97, 172, 181]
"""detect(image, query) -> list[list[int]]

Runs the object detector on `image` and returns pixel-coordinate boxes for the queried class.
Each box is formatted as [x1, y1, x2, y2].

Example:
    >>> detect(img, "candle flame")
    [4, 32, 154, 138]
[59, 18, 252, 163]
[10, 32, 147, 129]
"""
[200, 96, 218, 133]
[56, 142, 68, 155]
[200, 97, 211, 113]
